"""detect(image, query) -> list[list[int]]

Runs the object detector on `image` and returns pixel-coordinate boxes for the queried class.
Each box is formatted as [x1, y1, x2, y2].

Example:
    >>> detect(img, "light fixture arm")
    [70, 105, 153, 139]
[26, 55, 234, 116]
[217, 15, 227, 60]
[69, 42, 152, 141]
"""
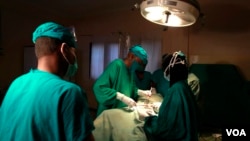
[165, 12, 171, 23]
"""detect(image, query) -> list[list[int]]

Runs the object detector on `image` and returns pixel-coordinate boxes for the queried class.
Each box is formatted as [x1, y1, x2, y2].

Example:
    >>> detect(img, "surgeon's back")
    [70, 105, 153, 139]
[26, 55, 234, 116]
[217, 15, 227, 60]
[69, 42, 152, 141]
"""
[0, 69, 94, 141]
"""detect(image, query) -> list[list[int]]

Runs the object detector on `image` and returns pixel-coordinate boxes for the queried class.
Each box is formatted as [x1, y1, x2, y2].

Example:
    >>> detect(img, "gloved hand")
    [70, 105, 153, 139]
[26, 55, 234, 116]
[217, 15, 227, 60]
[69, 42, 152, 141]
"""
[150, 87, 157, 95]
[138, 89, 152, 97]
[136, 106, 156, 120]
[116, 92, 136, 108]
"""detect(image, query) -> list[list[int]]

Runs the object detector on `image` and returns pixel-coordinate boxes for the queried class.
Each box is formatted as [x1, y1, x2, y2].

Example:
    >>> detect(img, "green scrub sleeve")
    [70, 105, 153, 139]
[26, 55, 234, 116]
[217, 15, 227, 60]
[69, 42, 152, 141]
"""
[93, 75, 118, 105]
[60, 87, 94, 140]
[133, 85, 139, 101]
[93, 60, 125, 105]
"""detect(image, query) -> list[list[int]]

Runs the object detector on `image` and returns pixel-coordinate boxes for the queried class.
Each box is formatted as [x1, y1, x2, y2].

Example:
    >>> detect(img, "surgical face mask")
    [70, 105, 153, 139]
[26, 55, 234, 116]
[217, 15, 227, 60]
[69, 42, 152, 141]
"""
[164, 63, 171, 81]
[65, 60, 78, 77]
[137, 64, 145, 72]
[130, 60, 142, 73]
[61, 47, 78, 78]
[164, 74, 170, 81]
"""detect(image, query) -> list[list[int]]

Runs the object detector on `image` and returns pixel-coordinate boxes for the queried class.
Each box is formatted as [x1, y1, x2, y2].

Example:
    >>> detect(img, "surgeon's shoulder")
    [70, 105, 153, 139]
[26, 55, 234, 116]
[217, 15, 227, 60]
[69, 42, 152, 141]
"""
[64, 81, 83, 92]
[53, 80, 84, 97]
[171, 80, 188, 90]
[145, 71, 152, 75]
[109, 58, 124, 66]
[152, 69, 163, 76]
[106, 58, 125, 69]
[61, 82, 90, 104]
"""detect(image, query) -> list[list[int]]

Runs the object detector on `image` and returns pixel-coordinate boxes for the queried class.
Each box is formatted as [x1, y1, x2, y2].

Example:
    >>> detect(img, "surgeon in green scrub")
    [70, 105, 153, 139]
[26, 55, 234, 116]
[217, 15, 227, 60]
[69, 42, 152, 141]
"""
[134, 61, 152, 90]
[144, 51, 199, 141]
[151, 54, 170, 97]
[93, 45, 152, 116]
[0, 22, 95, 141]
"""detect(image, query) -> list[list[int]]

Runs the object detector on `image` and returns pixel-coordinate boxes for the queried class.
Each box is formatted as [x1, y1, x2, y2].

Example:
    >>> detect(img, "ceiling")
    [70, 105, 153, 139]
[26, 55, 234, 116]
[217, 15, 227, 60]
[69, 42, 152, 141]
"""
[1, 0, 250, 32]
[1, 0, 142, 20]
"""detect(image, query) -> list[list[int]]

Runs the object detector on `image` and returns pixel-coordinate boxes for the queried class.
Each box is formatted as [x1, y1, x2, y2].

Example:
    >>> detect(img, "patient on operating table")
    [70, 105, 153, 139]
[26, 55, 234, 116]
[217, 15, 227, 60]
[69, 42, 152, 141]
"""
[92, 93, 163, 141]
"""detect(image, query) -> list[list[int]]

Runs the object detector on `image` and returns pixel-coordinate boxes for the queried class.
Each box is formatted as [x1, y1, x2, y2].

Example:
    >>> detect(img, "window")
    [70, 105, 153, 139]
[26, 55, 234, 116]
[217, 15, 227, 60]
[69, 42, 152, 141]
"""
[90, 42, 119, 79]
[90, 34, 162, 80]
[141, 40, 162, 73]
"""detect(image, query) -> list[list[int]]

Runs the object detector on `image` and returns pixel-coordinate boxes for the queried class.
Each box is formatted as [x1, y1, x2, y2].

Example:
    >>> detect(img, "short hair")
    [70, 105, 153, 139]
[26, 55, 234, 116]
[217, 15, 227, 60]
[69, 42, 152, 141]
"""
[34, 37, 63, 58]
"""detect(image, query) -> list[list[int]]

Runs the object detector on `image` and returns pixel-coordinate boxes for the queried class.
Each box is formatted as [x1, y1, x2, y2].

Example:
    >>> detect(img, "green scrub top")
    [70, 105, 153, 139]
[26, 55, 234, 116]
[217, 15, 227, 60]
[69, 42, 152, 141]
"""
[134, 71, 152, 90]
[152, 69, 170, 97]
[0, 69, 94, 141]
[93, 59, 138, 116]
[144, 80, 199, 141]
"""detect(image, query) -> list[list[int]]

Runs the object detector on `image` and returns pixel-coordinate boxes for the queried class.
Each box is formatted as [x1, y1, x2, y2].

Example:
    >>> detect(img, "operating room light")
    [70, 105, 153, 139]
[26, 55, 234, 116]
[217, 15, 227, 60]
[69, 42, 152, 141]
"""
[140, 0, 200, 27]
[146, 11, 164, 21]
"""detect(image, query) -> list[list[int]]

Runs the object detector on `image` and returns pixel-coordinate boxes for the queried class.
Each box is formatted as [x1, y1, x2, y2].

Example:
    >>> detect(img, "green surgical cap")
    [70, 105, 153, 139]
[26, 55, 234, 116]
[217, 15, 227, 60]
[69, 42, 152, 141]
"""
[129, 45, 148, 64]
[32, 22, 77, 47]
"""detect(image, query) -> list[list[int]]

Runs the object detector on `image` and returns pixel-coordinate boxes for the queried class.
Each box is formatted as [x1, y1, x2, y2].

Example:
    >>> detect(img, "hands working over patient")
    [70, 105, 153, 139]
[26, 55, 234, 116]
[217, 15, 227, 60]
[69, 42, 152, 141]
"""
[116, 92, 137, 108]
[136, 101, 162, 120]
[116, 88, 162, 121]
[135, 91, 162, 120]
[116, 88, 154, 108]
[138, 89, 152, 97]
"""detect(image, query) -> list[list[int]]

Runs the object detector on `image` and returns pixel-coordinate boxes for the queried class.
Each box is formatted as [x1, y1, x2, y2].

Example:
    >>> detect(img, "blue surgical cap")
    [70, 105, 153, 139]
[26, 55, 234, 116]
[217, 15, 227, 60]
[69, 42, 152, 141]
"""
[129, 45, 148, 64]
[32, 22, 77, 48]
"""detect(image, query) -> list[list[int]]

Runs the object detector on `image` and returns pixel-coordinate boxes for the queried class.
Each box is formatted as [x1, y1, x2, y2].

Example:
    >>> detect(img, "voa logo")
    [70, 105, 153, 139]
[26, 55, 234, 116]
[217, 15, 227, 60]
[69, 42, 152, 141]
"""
[226, 129, 246, 136]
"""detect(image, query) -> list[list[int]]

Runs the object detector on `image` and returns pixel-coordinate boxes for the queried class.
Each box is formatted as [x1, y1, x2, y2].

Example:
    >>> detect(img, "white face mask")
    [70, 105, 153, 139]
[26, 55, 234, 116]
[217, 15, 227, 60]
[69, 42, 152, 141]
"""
[164, 74, 170, 81]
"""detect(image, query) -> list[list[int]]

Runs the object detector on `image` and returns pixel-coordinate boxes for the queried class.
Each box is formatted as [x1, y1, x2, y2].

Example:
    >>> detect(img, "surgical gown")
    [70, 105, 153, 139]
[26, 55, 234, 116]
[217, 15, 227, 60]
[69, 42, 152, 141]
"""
[144, 80, 199, 141]
[152, 69, 170, 97]
[134, 71, 152, 90]
[93, 59, 138, 116]
[0, 69, 94, 141]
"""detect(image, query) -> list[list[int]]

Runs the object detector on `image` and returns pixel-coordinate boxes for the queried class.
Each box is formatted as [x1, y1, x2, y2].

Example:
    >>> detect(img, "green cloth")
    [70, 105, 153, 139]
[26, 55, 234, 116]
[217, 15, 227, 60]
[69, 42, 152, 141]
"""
[129, 45, 148, 64]
[152, 69, 170, 97]
[0, 69, 94, 141]
[134, 71, 152, 90]
[32, 22, 76, 47]
[144, 80, 199, 141]
[93, 59, 138, 116]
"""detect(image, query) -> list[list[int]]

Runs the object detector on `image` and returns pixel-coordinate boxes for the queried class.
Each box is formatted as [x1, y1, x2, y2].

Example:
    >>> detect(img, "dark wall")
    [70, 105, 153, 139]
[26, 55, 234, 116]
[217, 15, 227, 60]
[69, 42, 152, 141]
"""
[190, 64, 250, 130]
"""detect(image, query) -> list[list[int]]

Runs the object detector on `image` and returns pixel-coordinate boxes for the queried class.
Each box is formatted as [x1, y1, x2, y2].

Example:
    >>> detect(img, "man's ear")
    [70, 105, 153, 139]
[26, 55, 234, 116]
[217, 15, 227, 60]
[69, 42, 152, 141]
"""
[60, 43, 75, 64]
[127, 52, 135, 60]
